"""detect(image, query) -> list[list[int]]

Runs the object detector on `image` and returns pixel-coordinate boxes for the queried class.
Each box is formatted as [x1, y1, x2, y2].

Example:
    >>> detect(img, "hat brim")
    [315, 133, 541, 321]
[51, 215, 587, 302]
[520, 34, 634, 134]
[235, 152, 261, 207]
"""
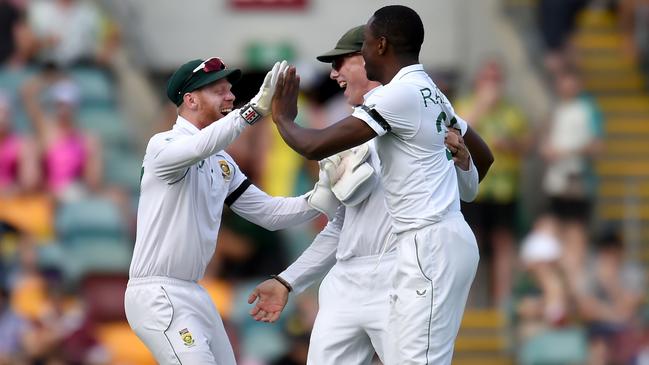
[189, 68, 242, 92]
[316, 48, 360, 63]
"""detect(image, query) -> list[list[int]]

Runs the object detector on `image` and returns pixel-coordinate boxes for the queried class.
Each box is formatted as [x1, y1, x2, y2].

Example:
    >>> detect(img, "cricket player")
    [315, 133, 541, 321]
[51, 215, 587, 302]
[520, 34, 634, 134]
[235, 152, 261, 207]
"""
[249, 25, 492, 364]
[124, 58, 322, 365]
[266, 6, 490, 364]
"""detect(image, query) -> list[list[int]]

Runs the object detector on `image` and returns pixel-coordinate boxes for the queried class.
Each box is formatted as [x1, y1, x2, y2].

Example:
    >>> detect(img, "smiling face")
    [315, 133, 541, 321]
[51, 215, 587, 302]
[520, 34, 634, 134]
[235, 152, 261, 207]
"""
[330, 53, 377, 106]
[185, 78, 236, 128]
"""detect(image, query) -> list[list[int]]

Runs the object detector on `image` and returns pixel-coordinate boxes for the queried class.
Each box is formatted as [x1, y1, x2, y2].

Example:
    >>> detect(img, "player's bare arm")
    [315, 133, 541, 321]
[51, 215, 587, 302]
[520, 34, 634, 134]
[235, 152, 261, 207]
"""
[463, 125, 494, 181]
[272, 66, 377, 160]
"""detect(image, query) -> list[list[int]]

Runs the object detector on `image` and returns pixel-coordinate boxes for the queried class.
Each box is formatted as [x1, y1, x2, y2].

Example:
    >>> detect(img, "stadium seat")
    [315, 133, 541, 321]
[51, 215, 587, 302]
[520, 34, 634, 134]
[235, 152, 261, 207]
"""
[69, 67, 115, 107]
[77, 107, 132, 150]
[518, 328, 587, 365]
[56, 197, 126, 243]
[103, 148, 142, 195]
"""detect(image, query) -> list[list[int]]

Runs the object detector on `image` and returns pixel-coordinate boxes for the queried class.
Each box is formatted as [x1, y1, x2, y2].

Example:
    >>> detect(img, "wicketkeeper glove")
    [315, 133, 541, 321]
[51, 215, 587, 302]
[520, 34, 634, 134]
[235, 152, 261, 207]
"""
[307, 166, 340, 220]
[321, 143, 377, 207]
[240, 60, 289, 125]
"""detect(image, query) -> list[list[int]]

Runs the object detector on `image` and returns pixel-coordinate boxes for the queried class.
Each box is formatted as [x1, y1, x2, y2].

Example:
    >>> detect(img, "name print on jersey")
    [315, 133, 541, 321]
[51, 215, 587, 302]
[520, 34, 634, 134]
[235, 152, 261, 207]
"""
[419, 87, 445, 107]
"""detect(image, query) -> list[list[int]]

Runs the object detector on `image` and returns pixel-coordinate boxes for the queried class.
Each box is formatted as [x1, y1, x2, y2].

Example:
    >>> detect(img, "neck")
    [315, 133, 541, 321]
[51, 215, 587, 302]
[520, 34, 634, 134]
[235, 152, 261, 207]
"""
[179, 110, 208, 130]
[379, 55, 419, 85]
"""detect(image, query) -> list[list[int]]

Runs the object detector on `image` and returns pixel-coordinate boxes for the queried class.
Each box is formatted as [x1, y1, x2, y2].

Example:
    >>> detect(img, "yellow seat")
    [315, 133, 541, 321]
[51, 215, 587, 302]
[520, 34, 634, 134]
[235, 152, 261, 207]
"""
[96, 321, 156, 365]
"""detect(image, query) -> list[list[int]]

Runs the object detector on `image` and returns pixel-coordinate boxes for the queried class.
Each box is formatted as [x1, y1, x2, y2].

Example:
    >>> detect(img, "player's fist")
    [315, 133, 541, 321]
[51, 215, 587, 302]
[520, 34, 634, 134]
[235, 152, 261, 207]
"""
[445, 129, 470, 171]
[248, 278, 290, 323]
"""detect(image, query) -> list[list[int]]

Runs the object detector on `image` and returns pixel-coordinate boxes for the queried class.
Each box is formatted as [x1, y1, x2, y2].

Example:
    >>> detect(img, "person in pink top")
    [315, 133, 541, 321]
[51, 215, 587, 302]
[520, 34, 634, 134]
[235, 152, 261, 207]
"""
[21, 69, 102, 199]
[0, 91, 38, 194]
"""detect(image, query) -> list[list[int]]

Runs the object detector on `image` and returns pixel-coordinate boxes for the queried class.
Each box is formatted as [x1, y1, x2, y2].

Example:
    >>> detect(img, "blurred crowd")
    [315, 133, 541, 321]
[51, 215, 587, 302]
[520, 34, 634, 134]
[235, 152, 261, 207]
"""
[0, 0, 648, 364]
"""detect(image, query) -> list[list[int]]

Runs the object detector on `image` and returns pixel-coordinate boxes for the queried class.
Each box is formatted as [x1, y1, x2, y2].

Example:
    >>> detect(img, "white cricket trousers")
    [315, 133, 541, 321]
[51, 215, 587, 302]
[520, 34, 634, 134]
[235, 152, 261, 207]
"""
[387, 212, 479, 365]
[307, 251, 396, 365]
[124, 276, 236, 365]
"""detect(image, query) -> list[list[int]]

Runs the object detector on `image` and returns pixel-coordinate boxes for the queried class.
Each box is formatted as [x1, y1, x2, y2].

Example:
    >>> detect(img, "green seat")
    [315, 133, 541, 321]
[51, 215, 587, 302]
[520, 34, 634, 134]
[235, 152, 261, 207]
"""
[518, 328, 587, 365]
[77, 107, 131, 149]
[70, 67, 115, 107]
[56, 197, 126, 244]
[104, 148, 142, 195]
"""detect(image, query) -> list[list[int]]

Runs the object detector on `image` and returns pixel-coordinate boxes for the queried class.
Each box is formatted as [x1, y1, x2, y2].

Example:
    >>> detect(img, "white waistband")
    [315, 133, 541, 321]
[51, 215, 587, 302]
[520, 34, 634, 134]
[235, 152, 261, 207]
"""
[336, 249, 397, 268]
[127, 276, 197, 288]
[395, 210, 464, 237]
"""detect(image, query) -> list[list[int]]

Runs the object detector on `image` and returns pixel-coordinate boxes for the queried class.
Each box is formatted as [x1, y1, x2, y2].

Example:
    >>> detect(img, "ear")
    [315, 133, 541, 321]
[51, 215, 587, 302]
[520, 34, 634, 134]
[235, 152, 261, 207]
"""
[183, 92, 198, 110]
[377, 36, 387, 56]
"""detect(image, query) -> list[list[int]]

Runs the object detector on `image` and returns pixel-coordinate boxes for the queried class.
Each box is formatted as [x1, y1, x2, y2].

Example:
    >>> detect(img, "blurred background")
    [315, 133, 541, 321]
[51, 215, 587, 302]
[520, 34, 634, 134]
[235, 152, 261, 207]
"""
[0, 0, 648, 364]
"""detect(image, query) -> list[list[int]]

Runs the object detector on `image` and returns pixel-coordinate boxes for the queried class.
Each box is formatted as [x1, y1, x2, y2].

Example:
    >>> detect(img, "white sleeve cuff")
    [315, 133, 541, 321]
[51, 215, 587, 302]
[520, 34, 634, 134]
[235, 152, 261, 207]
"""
[352, 106, 389, 137]
[454, 115, 469, 136]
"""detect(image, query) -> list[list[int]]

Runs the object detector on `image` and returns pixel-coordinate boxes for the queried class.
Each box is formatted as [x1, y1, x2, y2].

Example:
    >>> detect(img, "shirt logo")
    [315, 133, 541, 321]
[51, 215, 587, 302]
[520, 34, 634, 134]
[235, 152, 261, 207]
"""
[416, 289, 427, 297]
[179, 328, 195, 347]
[219, 160, 232, 180]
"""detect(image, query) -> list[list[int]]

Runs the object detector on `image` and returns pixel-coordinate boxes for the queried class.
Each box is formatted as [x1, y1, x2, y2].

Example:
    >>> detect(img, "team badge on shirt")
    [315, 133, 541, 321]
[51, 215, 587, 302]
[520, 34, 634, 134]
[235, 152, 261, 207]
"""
[219, 160, 232, 180]
[179, 328, 195, 347]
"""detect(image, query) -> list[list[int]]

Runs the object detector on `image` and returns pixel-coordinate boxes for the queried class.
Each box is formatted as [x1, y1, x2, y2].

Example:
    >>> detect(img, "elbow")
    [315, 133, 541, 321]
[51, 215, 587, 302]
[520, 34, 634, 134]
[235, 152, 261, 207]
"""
[302, 145, 329, 161]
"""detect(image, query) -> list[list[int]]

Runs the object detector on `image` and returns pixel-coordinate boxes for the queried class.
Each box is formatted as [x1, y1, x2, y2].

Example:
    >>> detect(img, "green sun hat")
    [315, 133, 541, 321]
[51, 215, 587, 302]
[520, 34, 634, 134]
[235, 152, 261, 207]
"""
[316, 25, 364, 63]
[166, 57, 242, 106]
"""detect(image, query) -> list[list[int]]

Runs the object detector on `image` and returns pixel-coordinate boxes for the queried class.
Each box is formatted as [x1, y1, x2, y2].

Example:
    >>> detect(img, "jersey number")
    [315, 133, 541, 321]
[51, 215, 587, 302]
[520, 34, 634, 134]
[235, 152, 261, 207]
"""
[435, 112, 454, 161]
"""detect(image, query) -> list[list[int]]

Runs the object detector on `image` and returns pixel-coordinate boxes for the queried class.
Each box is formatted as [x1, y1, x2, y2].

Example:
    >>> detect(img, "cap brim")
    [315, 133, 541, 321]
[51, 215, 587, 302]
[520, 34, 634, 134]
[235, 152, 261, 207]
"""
[190, 68, 242, 91]
[316, 48, 360, 63]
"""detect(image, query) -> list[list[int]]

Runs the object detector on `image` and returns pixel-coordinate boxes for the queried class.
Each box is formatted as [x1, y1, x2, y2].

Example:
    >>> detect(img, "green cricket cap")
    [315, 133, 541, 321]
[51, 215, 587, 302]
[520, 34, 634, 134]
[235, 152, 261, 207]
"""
[166, 57, 241, 106]
[316, 25, 364, 63]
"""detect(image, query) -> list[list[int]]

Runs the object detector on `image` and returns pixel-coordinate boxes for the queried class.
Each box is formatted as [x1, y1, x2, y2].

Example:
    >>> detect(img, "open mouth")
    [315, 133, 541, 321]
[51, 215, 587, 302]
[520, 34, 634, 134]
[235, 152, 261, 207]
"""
[338, 81, 347, 89]
[221, 108, 232, 115]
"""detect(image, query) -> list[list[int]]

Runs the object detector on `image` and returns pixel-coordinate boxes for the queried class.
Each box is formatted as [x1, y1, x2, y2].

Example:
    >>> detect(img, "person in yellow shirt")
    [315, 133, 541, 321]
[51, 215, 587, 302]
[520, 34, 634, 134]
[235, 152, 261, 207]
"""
[455, 58, 530, 305]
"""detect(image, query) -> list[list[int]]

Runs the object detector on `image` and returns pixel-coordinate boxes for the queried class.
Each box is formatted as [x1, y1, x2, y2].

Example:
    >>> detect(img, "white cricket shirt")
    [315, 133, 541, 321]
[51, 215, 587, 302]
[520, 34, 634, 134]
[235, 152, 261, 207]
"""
[130, 114, 318, 282]
[352, 64, 467, 233]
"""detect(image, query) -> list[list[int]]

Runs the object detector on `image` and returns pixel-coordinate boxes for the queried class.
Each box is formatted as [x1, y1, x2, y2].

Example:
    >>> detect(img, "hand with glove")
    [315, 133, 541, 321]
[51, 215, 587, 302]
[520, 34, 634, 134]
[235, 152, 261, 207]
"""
[239, 60, 289, 125]
[321, 143, 377, 206]
[307, 164, 340, 220]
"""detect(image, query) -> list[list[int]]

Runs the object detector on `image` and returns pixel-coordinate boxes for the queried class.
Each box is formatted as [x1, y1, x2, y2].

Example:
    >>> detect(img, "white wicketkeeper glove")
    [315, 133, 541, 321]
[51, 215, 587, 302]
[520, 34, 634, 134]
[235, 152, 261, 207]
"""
[322, 143, 377, 206]
[239, 60, 289, 125]
[307, 166, 340, 220]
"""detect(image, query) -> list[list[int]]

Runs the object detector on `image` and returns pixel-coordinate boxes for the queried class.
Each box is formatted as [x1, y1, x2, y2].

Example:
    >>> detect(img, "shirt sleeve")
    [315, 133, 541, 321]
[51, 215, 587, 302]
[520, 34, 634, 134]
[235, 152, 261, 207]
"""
[279, 206, 344, 294]
[150, 112, 247, 182]
[456, 157, 479, 202]
[352, 83, 422, 139]
[229, 185, 320, 231]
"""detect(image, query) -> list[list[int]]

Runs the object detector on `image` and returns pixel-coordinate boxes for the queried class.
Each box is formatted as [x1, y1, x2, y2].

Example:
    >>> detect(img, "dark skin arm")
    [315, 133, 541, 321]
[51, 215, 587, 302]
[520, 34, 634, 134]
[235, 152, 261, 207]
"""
[463, 125, 494, 182]
[272, 66, 494, 180]
[272, 66, 376, 160]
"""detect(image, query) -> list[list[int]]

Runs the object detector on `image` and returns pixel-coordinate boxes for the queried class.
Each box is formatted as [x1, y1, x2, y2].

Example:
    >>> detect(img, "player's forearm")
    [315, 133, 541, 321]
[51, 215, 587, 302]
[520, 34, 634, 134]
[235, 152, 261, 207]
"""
[456, 158, 479, 202]
[154, 112, 247, 175]
[230, 186, 319, 231]
[274, 118, 339, 160]
[280, 210, 343, 293]
[463, 126, 494, 182]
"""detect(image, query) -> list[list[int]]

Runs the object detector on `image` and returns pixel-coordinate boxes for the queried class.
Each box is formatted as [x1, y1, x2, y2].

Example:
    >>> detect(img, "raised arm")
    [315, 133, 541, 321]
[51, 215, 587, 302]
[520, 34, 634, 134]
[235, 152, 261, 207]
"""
[272, 67, 376, 160]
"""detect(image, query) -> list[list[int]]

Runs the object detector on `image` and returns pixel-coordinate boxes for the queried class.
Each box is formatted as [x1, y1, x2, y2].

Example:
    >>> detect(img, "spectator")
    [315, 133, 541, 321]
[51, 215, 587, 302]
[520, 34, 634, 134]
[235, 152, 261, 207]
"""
[21, 68, 103, 201]
[0, 90, 39, 195]
[574, 228, 645, 365]
[619, 0, 649, 76]
[0, 0, 35, 68]
[537, 0, 590, 75]
[519, 215, 567, 327]
[540, 67, 602, 282]
[28, 0, 119, 68]
[0, 284, 28, 365]
[456, 58, 531, 305]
